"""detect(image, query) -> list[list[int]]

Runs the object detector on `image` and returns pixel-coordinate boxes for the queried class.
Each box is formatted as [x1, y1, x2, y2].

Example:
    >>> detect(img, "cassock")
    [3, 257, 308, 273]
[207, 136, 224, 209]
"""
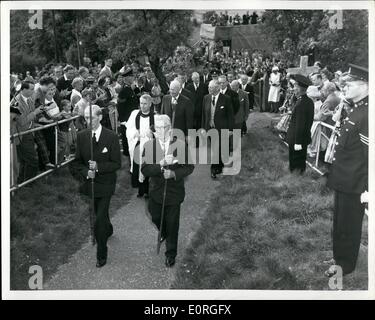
[126, 109, 155, 196]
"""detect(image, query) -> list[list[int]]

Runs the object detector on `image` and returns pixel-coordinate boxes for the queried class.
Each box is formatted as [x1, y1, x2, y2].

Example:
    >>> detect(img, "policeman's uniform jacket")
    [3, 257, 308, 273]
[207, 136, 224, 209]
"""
[327, 96, 368, 194]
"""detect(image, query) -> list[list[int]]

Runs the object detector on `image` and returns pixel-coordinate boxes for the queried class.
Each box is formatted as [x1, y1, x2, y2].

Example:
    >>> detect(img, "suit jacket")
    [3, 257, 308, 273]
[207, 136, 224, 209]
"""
[222, 87, 240, 115]
[327, 97, 368, 194]
[141, 138, 194, 205]
[185, 82, 205, 126]
[117, 85, 139, 122]
[234, 89, 250, 125]
[99, 66, 112, 79]
[15, 93, 36, 134]
[286, 94, 314, 146]
[202, 93, 234, 131]
[241, 83, 255, 109]
[72, 126, 122, 197]
[56, 76, 73, 93]
[160, 94, 194, 136]
[200, 74, 212, 95]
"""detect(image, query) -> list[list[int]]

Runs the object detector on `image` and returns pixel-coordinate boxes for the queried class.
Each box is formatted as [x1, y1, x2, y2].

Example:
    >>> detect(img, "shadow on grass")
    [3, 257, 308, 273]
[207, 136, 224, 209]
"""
[10, 156, 133, 290]
[172, 113, 368, 290]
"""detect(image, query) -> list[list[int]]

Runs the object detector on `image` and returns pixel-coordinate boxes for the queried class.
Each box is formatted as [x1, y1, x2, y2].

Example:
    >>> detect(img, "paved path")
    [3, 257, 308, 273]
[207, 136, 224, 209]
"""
[44, 163, 219, 290]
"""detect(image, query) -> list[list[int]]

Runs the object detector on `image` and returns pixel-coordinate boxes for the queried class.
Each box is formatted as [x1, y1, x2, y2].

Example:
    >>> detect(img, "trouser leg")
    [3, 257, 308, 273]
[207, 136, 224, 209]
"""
[16, 133, 38, 183]
[164, 205, 181, 259]
[333, 191, 365, 275]
[94, 196, 112, 260]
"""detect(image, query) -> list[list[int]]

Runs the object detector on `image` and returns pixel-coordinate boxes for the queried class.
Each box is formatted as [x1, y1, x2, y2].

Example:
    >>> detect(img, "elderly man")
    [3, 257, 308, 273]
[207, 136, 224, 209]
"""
[325, 64, 368, 277]
[202, 79, 234, 179]
[239, 74, 254, 110]
[160, 80, 194, 137]
[310, 72, 324, 91]
[230, 80, 249, 134]
[72, 105, 121, 268]
[141, 114, 194, 267]
[320, 81, 341, 126]
[218, 75, 240, 115]
[126, 94, 155, 197]
[286, 74, 314, 173]
[186, 72, 205, 129]
[176, 73, 194, 103]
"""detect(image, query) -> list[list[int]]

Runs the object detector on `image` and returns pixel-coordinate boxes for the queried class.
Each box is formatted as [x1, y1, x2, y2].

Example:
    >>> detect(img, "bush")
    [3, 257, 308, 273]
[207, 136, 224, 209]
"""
[10, 50, 47, 75]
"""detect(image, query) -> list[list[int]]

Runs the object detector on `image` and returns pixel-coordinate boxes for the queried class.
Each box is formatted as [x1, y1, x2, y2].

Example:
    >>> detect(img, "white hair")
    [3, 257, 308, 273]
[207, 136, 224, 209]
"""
[154, 114, 171, 127]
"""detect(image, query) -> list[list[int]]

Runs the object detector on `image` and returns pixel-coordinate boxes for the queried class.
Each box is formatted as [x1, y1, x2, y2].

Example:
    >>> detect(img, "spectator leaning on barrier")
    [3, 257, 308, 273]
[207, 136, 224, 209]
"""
[71, 77, 84, 108]
[14, 81, 42, 182]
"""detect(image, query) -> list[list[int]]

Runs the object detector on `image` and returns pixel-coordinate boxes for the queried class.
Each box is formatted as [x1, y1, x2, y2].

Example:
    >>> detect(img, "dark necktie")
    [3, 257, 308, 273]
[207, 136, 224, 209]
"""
[212, 96, 216, 106]
[92, 133, 98, 145]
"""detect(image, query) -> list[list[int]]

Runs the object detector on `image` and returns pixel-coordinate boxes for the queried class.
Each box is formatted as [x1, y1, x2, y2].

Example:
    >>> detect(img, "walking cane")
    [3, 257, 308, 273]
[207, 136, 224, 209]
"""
[156, 108, 176, 254]
[89, 101, 96, 246]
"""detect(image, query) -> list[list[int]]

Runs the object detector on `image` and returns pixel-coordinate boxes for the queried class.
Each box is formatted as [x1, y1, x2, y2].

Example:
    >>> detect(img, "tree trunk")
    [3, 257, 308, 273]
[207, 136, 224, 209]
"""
[75, 17, 81, 67]
[51, 10, 59, 62]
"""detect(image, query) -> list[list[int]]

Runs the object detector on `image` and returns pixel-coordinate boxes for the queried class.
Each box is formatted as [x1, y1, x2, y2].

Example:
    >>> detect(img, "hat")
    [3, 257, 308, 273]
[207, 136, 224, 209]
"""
[290, 74, 311, 88]
[346, 64, 368, 82]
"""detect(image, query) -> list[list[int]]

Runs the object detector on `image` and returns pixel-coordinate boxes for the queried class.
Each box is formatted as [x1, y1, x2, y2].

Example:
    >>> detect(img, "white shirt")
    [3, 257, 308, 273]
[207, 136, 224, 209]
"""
[92, 124, 102, 142]
[221, 87, 228, 95]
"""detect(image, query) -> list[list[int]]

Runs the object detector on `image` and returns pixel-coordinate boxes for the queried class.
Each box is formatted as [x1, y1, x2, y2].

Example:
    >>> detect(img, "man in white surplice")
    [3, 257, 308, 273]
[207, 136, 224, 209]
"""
[126, 94, 155, 197]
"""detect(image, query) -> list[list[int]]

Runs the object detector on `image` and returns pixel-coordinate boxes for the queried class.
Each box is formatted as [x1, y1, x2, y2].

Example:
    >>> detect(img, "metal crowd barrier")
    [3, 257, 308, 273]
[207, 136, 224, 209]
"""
[10, 115, 80, 192]
[312, 121, 335, 168]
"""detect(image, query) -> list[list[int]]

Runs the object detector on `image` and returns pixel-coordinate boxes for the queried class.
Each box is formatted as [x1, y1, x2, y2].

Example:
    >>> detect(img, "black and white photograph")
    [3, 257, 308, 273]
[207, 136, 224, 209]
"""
[1, 0, 374, 300]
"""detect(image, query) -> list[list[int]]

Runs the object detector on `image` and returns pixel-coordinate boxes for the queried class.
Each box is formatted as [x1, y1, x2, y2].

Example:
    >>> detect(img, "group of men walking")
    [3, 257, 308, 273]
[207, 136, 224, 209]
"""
[71, 62, 368, 282]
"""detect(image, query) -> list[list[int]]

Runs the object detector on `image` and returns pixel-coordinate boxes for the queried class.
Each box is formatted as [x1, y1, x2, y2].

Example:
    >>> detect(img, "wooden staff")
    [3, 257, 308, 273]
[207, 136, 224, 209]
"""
[88, 101, 96, 245]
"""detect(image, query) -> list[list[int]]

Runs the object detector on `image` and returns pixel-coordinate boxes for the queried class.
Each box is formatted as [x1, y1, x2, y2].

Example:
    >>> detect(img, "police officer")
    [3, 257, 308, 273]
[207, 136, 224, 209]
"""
[325, 64, 369, 277]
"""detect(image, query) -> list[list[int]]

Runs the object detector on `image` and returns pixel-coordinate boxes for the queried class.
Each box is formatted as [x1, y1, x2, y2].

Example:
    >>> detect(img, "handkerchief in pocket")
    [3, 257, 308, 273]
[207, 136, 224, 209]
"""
[220, 106, 224, 109]
[102, 147, 108, 153]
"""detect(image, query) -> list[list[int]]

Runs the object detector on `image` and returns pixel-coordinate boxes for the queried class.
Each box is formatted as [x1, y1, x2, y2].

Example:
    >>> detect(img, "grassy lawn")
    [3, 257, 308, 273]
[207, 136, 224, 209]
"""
[172, 113, 368, 290]
[10, 157, 132, 290]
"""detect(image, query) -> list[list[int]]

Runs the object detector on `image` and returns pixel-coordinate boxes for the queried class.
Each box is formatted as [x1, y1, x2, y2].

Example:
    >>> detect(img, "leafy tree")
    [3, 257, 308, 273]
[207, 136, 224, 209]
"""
[95, 10, 194, 92]
[260, 10, 368, 70]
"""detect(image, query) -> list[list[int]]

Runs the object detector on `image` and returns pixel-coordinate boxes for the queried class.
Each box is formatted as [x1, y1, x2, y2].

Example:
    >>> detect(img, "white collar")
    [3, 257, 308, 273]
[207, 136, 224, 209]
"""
[92, 125, 103, 142]
[64, 74, 68, 81]
[212, 92, 220, 99]
[221, 87, 227, 94]
[72, 89, 82, 96]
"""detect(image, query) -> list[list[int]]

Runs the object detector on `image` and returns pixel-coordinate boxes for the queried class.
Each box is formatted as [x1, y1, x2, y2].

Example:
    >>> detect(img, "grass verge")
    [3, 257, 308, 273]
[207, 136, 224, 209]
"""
[172, 112, 368, 290]
[10, 157, 132, 290]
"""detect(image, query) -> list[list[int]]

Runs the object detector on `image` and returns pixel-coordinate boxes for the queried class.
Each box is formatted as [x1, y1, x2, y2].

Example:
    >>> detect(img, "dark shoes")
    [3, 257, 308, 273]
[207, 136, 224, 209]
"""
[159, 235, 166, 244]
[165, 257, 175, 268]
[96, 258, 107, 268]
[211, 172, 217, 179]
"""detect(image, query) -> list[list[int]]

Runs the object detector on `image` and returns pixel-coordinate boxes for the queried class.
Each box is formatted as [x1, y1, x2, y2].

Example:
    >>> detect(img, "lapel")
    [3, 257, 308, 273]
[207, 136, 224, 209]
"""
[215, 93, 225, 117]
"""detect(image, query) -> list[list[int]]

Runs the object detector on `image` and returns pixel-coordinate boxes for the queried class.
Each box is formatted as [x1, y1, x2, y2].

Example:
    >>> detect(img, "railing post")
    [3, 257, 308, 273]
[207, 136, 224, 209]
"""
[315, 123, 321, 168]
[10, 137, 14, 188]
[55, 125, 58, 167]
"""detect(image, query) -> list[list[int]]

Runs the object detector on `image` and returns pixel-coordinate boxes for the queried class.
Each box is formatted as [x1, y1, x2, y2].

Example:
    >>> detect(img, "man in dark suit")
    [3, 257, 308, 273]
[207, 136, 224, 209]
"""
[286, 74, 314, 173]
[185, 72, 205, 129]
[160, 80, 194, 136]
[218, 75, 240, 115]
[201, 66, 212, 95]
[142, 114, 194, 267]
[72, 105, 122, 268]
[117, 69, 139, 156]
[56, 64, 75, 100]
[239, 74, 255, 110]
[201, 79, 234, 178]
[326, 64, 368, 277]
